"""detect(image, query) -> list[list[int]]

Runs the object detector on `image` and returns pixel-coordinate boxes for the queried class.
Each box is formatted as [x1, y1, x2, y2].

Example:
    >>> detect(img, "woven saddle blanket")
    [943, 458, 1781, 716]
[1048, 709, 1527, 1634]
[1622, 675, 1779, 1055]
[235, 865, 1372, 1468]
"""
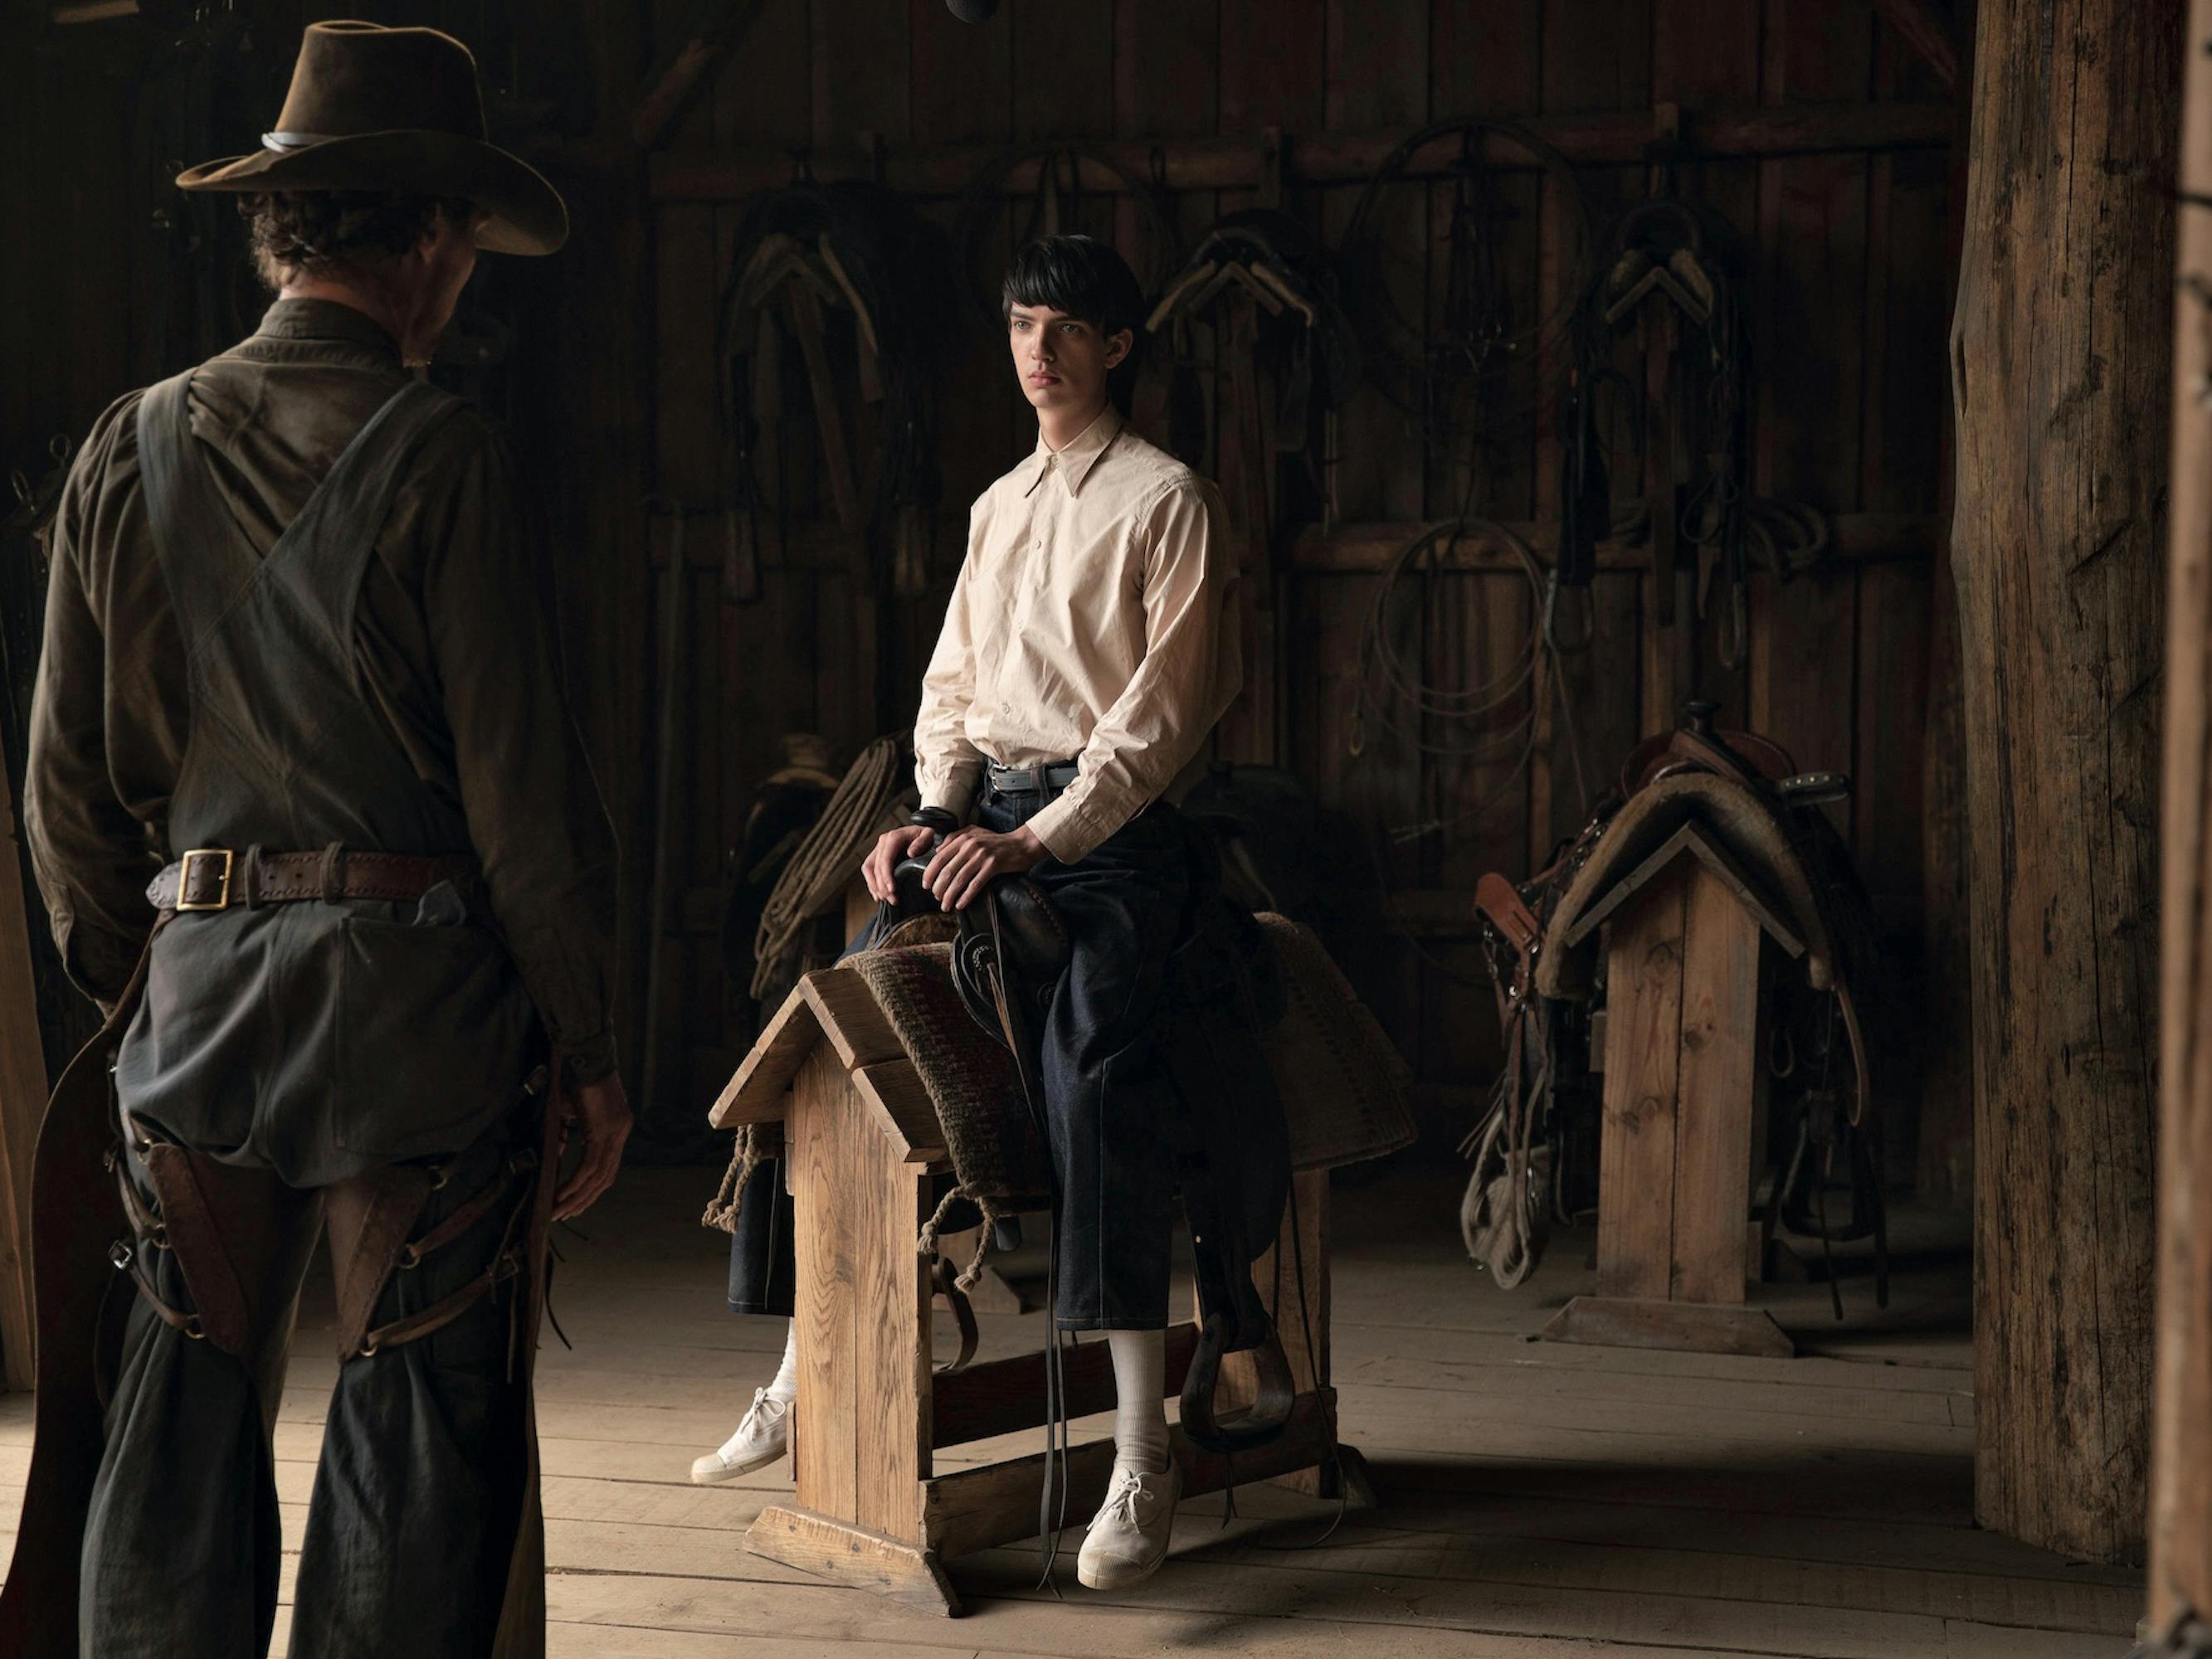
[855, 914, 1412, 1234]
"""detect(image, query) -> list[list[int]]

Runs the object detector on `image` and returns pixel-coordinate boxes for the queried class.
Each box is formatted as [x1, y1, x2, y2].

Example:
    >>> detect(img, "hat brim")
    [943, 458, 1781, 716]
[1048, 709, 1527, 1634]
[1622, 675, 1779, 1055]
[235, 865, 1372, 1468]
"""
[176, 129, 568, 257]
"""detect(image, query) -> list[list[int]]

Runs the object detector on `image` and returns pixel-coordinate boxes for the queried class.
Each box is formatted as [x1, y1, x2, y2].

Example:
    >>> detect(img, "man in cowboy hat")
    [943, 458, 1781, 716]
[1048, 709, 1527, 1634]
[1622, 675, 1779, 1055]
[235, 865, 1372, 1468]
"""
[5, 21, 625, 1658]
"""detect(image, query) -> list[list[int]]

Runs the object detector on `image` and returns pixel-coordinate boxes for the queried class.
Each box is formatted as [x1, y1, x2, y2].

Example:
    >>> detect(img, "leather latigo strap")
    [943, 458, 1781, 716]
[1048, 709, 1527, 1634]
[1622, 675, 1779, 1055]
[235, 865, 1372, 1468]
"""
[147, 845, 480, 912]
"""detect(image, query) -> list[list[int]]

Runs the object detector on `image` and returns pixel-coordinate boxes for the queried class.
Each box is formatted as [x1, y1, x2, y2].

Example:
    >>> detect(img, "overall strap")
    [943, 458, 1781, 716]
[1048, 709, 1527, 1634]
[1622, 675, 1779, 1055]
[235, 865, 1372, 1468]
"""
[134, 372, 267, 653]
[261, 377, 465, 653]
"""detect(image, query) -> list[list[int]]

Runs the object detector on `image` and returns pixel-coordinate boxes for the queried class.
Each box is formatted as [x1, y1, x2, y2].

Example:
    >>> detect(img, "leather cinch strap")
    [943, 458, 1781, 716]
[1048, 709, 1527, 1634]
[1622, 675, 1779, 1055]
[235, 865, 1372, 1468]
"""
[329, 1149, 540, 1362]
[110, 1115, 256, 1356]
[147, 844, 480, 913]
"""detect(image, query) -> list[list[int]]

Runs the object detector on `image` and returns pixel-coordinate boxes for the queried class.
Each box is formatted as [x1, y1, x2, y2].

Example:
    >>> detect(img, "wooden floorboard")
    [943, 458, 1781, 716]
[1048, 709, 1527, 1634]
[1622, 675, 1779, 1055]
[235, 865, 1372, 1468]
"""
[1, 1163, 2141, 1657]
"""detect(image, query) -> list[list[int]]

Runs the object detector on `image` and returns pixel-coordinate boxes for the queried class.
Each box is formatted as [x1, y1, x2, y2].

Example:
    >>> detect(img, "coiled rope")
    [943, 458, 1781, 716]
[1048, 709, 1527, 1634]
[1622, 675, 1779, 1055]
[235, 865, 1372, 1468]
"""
[1347, 518, 1591, 846]
[748, 736, 902, 1000]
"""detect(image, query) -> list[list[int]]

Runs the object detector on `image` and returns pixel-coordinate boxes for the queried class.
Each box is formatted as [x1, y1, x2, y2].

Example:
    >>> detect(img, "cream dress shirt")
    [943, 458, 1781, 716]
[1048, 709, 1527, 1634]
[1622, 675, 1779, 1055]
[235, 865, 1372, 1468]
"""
[913, 406, 1241, 864]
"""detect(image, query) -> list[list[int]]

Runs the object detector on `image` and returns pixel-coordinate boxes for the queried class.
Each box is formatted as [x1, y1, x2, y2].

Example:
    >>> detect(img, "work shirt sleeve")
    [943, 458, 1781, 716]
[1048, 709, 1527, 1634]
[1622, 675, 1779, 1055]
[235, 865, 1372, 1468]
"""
[24, 397, 162, 1011]
[1027, 478, 1240, 864]
[912, 511, 989, 821]
[426, 426, 621, 1087]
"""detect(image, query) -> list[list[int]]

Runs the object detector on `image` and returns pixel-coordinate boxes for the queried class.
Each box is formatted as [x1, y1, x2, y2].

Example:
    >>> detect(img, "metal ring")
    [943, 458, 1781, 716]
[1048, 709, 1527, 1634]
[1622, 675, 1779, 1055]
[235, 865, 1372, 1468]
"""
[397, 1243, 422, 1271]
[182, 1316, 206, 1342]
[358, 1337, 380, 1359]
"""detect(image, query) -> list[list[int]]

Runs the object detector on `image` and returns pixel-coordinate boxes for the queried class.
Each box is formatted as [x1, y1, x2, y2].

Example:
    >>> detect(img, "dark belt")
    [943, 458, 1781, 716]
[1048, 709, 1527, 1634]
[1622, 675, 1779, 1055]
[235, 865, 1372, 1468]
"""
[986, 760, 1079, 800]
[146, 846, 480, 914]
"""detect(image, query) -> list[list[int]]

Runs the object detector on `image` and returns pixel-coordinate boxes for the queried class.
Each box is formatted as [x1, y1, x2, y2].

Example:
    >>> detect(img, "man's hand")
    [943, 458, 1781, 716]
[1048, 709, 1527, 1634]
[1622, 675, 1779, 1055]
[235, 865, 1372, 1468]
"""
[923, 823, 1048, 911]
[553, 1069, 632, 1221]
[863, 823, 939, 902]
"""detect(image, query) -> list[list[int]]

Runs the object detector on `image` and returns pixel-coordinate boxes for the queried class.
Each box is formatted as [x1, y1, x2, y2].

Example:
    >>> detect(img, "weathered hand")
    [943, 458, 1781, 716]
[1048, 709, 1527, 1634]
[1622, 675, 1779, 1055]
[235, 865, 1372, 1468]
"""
[553, 1069, 632, 1221]
[863, 823, 939, 902]
[923, 824, 1048, 911]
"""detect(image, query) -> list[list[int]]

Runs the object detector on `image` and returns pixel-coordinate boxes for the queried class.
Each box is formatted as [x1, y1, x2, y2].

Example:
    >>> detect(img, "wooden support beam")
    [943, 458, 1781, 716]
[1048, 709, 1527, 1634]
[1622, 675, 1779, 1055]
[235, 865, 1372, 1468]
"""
[800, 967, 905, 1070]
[850, 1060, 948, 1165]
[745, 1506, 959, 1618]
[931, 1321, 1201, 1448]
[707, 982, 816, 1128]
[2150, 0, 2212, 1635]
[920, 1388, 1340, 1562]
[631, 0, 763, 152]
[1543, 1295, 1794, 1360]
[0, 746, 46, 1389]
[1289, 513, 1937, 573]
[654, 509, 1937, 580]
[1873, 0, 1961, 91]
[1951, 0, 2175, 1566]
[651, 100, 1955, 201]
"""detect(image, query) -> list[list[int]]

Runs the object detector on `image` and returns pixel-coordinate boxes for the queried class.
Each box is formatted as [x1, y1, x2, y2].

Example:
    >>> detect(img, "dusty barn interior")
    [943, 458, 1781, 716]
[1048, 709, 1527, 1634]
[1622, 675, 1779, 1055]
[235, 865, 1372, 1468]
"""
[0, 1, 2206, 1656]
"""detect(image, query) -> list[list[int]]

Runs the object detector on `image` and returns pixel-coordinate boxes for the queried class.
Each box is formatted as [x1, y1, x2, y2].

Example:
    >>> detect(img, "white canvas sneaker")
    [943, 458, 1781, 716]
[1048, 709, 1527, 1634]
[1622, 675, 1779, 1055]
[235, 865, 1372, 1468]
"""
[689, 1387, 791, 1485]
[1075, 1461, 1182, 1589]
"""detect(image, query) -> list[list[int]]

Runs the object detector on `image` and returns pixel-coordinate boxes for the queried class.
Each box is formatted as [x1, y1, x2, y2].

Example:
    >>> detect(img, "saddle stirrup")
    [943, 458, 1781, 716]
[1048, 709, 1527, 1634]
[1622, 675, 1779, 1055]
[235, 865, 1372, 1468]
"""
[1179, 1311, 1297, 1455]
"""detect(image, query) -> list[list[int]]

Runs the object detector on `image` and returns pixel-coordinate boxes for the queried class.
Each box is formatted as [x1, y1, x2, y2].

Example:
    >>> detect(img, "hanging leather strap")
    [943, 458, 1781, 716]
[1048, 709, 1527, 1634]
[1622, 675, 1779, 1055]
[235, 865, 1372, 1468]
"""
[328, 1145, 543, 1362]
[327, 1164, 439, 1362]
[106, 1238, 202, 1342]
[398, 1152, 535, 1270]
[121, 1118, 255, 1357]
[357, 1249, 524, 1358]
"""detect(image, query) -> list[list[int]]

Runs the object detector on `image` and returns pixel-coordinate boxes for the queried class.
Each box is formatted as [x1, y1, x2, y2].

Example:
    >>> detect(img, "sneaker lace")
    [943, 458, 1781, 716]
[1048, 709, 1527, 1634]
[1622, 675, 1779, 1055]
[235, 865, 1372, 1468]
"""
[1099, 1468, 1147, 1527]
[741, 1386, 787, 1435]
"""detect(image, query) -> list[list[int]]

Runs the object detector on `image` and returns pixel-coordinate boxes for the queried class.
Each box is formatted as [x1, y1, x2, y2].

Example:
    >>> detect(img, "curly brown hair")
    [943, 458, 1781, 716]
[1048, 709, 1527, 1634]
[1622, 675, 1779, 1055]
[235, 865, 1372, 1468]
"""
[241, 189, 478, 289]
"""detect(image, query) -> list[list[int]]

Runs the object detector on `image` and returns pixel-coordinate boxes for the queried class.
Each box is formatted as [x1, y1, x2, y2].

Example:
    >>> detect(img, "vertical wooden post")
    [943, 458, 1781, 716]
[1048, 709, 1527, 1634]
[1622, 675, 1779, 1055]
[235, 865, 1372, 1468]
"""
[2150, 0, 2212, 1632]
[788, 1048, 858, 1522]
[1589, 858, 1768, 1308]
[1547, 844, 1792, 1360]
[1916, 0, 1978, 1217]
[0, 748, 48, 1389]
[753, 1044, 954, 1613]
[1670, 866, 1766, 1306]
[1595, 864, 1688, 1301]
[1950, 0, 2180, 1564]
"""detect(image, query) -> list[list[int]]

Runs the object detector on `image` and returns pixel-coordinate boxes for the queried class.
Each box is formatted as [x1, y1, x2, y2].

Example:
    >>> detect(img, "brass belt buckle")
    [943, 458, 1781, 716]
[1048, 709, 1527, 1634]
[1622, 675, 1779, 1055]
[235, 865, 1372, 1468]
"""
[176, 848, 235, 912]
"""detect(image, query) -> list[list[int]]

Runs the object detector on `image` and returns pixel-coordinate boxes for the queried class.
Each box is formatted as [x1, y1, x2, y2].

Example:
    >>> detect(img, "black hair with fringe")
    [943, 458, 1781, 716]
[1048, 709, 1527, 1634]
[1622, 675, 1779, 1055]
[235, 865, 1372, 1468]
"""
[1001, 234, 1147, 407]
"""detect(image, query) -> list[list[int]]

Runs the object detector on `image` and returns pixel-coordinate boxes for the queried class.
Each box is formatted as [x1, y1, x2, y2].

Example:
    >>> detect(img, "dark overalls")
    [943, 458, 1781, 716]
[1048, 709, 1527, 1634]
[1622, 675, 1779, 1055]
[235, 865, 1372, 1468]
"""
[4, 374, 553, 1658]
[728, 772, 1201, 1331]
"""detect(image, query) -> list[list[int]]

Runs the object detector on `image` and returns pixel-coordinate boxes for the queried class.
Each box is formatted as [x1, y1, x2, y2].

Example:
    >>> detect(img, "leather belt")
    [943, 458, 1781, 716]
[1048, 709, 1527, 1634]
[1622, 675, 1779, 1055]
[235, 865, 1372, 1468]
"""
[986, 760, 1079, 800]
[147, 846, 480, 914]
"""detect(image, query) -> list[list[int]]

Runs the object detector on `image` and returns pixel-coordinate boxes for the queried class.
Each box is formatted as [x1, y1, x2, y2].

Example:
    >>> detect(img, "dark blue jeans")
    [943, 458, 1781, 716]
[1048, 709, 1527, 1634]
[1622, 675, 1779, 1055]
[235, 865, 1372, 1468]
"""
[978, 791, 1189, 1329]
[727, 791, 1192, 1330]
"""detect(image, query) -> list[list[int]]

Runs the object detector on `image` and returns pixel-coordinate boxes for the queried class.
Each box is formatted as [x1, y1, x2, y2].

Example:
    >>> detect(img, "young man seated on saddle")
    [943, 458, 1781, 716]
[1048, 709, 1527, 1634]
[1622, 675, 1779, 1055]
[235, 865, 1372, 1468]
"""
[694, 233, 1240, 1591]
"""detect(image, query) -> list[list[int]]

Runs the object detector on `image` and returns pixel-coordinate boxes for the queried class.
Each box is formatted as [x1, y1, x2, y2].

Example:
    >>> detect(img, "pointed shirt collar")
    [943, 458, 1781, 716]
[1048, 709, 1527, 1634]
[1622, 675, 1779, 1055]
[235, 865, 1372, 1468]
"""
[1022, 405, 1124, 499]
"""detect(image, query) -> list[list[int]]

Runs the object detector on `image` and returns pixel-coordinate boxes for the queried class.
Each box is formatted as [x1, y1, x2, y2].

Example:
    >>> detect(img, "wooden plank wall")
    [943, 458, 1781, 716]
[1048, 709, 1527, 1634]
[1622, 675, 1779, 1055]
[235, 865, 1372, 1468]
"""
[0, 2, 1960, 1175]
[639, 0, 1958, 1161]
[0, 0, 649, 1092]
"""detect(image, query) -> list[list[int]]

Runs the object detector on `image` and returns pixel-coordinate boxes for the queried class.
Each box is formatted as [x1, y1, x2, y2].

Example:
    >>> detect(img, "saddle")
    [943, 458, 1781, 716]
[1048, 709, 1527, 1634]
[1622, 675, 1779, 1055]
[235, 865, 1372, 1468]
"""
[887, 833, 1299, 1456]
[1468, 703, 1888, 1312]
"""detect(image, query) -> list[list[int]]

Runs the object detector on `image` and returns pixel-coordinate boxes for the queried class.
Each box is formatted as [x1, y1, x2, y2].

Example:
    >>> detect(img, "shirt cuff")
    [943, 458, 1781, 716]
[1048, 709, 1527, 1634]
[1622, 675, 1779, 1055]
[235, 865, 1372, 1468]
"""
[920, 771, 980, 823]
[1025, 790, 1126, 865]
[559, 1027, 619, 1089]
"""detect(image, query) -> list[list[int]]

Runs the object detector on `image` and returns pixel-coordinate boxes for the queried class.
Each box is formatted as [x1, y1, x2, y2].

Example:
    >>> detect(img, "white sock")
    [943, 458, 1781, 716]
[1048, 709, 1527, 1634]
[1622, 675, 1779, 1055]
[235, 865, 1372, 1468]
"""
[1106, 1327, 1170, 1477]
[765, 1321, 800, 1405]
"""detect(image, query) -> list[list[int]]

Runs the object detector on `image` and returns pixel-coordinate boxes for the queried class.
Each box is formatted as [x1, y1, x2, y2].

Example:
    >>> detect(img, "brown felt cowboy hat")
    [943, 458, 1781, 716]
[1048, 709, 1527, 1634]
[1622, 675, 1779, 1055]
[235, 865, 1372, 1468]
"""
[175, 20, 568, 256]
